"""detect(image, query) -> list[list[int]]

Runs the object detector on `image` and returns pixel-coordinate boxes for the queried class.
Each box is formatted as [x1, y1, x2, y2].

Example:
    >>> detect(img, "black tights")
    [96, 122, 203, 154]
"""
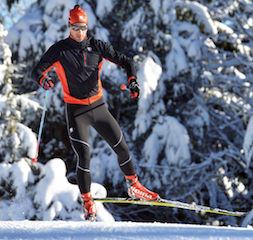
[65, 98, 136, 194]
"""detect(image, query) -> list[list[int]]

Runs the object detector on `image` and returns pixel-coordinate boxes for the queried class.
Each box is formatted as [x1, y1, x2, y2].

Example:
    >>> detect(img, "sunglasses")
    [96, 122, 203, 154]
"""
[69, 23, 88, 31]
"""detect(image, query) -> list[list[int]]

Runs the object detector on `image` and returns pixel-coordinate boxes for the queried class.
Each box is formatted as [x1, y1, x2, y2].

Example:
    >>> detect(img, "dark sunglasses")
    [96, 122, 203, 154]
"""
[69, 23, 88, 31]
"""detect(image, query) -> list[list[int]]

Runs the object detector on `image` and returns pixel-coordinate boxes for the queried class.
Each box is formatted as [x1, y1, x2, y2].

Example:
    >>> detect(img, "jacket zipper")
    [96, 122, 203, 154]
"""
[83, 50, 91, 107]
[82, 51, 87, 66]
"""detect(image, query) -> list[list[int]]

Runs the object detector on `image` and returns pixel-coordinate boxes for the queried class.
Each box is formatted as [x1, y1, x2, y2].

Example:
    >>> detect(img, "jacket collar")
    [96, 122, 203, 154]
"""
[68, 35, 90, 49]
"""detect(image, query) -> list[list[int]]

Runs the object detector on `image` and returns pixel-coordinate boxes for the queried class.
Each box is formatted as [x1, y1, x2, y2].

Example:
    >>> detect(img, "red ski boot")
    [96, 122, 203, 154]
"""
[81, 192, 97, 221]
[125, 174, 160, 201]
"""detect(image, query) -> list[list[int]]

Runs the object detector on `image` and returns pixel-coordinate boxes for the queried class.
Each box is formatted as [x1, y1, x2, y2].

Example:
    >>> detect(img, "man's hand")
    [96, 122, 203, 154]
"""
[128, 79, 141, 99]
[41, 77, 54, 90]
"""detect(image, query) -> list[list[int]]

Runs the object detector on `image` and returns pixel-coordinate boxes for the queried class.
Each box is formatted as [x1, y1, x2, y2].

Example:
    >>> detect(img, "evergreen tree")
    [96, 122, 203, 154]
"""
[2, 0, 253, 225]
[0, 21, 86, 221]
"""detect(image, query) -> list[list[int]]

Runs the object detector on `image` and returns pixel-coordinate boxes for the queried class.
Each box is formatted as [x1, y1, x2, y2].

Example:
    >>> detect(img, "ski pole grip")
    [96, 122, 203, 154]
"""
[121, 84, 127, 90]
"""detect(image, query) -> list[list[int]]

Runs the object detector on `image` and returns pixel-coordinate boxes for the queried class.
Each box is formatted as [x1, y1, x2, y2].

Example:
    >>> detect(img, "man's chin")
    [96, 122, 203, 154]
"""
[75, 36, 84, 42]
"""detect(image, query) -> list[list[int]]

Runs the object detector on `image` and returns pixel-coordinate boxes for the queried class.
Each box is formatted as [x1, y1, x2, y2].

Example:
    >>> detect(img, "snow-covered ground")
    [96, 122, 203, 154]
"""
[0, 159, 253, 239]
[1, 1, 253, 238]
[0, 221, 253, 240]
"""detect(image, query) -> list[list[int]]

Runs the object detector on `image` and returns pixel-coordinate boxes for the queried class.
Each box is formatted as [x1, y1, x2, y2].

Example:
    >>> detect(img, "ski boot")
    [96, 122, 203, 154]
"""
[81, 192, 97, 222]
[125, 174, 160, 201]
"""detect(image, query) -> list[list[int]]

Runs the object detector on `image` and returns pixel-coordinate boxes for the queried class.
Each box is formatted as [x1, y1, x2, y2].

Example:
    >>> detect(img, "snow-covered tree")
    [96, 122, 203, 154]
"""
[0, 20, 36, 162]
[0, 20, 37, 219]
[1, 0, 253, 226]
[0, 20, 86, 222]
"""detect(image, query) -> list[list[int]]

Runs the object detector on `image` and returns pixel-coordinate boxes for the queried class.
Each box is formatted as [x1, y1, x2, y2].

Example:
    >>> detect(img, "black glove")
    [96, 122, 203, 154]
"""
[41, 77, 54, 90]
[128, 79, 141, 99]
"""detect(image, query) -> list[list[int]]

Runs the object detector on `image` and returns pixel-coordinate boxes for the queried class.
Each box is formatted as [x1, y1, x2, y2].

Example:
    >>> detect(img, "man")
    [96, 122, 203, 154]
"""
[31, 5, 159, 221]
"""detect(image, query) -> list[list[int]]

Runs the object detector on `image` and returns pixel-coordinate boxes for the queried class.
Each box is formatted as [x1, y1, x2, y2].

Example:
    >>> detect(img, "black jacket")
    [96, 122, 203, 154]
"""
[31, 36, 137, 104]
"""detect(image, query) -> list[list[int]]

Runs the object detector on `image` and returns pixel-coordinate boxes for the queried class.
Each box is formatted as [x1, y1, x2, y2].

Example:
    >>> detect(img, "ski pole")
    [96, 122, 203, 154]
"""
[32, 90, 49, 163]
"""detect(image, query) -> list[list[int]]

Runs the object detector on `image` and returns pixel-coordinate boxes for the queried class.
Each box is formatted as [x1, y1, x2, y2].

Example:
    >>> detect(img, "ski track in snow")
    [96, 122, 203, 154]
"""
[0, 221, 253, 240]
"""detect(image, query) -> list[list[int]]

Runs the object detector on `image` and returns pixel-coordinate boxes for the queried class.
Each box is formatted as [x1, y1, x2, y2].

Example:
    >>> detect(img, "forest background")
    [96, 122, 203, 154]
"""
[0, 0, 253, 227]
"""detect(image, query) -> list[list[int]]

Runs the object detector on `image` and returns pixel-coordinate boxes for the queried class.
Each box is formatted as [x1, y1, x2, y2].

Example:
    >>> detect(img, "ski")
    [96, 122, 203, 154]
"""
[93, 197, 248, 217]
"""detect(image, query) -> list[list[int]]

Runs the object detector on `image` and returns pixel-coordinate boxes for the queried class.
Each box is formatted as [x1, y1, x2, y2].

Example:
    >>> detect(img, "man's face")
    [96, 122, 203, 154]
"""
[69, 22, 88, 42]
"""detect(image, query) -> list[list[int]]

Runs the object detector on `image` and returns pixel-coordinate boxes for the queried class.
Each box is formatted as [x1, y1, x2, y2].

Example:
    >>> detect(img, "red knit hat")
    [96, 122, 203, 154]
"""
[69, 5, 88, 24]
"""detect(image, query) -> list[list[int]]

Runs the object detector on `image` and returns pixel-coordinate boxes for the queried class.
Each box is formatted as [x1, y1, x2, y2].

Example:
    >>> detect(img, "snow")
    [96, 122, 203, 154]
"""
[165, 20, 202, 80]
[32, 158, 114, 222]
[1, 154, 251, 239]
[173, 1, 218, 35]
[143, 116, 190, 168]
[133, 52, 163, 138]
[33, 159, 80, 220]
[166, 38, 188, 80]
[80, 2, 97, 29]
[0, 221, 252, 240]
[16, 123, 37, 159]
[95, 26, 110, 43]
[43, 0, 74, 18]
[1, 0, 253, 235]
[0, 155, 252, 238]
[243, 115, 253, 167]
[7, 159, 35, 199]
[96, 0, 114, 20]
[150, 0, 161, 16]
[122, 8, 144, 41]
[243, 210, 253, 228]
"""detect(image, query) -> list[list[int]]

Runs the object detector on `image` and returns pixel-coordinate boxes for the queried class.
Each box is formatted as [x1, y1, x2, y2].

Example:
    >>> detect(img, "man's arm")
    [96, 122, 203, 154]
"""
[96, 40, 141, 98]
[95, 40, 137, 81]
[31, 44, 58, 87]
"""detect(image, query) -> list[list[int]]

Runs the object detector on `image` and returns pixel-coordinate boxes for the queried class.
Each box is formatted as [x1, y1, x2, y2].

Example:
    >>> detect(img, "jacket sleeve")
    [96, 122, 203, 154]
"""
[96, 40, 137, 81]
[31, 44, 59, 85]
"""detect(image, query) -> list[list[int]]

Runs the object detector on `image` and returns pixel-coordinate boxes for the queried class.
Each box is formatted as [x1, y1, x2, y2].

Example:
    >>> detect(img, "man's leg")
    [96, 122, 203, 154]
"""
[65, 104, 97, 220]
[92, 104, 159, 201]
[91, 104, 136, 175]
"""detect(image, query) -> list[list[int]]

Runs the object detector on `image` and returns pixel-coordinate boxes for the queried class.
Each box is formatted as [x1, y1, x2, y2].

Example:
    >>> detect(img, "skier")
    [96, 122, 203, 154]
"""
[31, 5, 159, 221]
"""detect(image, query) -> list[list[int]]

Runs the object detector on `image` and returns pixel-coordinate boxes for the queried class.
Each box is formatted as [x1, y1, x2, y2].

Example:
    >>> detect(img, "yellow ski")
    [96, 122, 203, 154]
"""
[94, 197, 247, 217]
